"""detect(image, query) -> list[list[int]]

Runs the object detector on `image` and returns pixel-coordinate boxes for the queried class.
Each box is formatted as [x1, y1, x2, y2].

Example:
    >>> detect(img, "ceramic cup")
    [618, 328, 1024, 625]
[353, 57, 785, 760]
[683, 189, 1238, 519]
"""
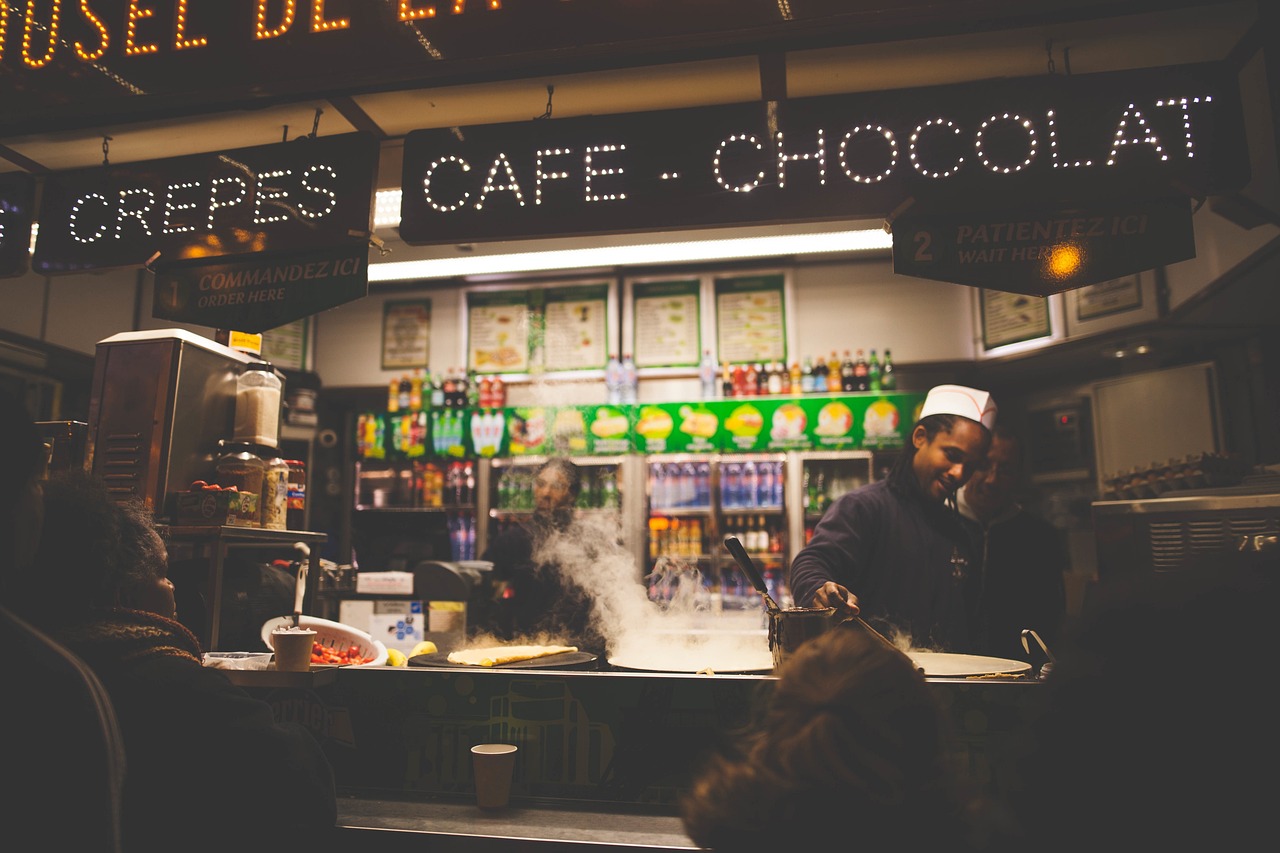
[471, 743, 518, 809]
[272, 627, 317, 672]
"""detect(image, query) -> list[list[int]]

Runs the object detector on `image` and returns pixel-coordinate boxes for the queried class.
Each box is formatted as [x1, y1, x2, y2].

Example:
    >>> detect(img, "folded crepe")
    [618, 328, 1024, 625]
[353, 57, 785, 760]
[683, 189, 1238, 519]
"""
[447, 644, 578, 667]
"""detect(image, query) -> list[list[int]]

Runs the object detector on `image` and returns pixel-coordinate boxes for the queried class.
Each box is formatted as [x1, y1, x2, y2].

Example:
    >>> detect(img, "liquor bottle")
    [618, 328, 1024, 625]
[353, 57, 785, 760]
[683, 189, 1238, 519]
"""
[826, 351, 842, 392]
[755, 363, 768, 395]
[854, 349, 869, 392]
[700, 349, 718, 399]
[868, 349, 882, 392]
[881, 348, 897, 391]
[840, 350, 855, 392]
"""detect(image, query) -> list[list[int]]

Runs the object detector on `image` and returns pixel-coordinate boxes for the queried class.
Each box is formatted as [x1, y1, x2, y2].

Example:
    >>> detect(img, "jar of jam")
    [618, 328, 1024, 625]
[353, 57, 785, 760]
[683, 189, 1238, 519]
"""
[214, 441, 264, 527]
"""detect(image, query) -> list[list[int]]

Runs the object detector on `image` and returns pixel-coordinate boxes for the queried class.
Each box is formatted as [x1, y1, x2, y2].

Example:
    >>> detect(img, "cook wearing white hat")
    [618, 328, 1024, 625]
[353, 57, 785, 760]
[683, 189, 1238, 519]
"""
[918, 384, 998, 431]
[788, 383, 996, 653]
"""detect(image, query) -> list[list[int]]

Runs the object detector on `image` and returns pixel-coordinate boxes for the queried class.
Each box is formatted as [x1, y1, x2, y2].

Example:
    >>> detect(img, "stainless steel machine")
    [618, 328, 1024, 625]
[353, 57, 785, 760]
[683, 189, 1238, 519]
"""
[85, 329, 258, 519]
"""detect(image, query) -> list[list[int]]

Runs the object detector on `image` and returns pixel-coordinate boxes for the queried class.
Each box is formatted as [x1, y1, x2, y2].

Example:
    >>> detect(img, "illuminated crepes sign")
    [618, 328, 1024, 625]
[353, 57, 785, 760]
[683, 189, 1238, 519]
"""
[399, 63, 1248, 245]
[32, 131, 379, 274]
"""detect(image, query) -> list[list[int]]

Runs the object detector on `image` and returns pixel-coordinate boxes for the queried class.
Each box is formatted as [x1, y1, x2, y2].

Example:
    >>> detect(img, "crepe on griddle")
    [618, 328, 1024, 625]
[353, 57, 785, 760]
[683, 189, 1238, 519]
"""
[446, 644, 578, 667]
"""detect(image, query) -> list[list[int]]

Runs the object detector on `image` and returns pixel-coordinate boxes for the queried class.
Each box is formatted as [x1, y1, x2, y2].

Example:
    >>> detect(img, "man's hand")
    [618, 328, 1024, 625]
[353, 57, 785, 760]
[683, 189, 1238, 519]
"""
[811, 581, 859, 617]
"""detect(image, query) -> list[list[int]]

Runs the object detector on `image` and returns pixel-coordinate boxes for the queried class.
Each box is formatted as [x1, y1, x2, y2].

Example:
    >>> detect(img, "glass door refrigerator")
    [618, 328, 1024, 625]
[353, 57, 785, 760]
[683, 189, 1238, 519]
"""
[785, 449, 876, 567]
[479, 455, 646, 571]
[644, 452, 788, 612]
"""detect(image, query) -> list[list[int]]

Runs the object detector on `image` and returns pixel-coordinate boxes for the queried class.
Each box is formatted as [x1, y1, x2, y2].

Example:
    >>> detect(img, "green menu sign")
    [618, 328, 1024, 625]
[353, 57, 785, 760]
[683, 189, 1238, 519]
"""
[634, 403, 719, 454]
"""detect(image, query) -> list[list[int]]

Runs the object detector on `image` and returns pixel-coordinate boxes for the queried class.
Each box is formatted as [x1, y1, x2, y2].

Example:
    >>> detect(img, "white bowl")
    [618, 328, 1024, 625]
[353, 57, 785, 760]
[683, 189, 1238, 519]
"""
[260, 615, 388, 666]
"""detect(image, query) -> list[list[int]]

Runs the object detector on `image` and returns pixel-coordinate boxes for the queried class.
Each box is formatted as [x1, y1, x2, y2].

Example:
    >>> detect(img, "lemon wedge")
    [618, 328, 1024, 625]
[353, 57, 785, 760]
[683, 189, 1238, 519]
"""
[410, 640, 438, 658]
[386, 648, 408, 667]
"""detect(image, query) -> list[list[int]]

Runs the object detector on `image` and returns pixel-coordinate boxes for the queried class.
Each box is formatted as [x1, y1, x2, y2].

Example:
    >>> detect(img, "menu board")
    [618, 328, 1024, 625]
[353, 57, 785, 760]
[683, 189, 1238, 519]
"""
[979, 289, 1052, 350]
[468, 290, 531, 374]
[632, 279, 702, 368]
[715, 274, 787, 363]
[543, 284, 609, 372]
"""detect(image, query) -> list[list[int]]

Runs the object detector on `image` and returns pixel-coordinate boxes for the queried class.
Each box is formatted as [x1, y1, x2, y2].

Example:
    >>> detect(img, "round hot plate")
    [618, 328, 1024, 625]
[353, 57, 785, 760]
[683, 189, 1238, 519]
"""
[409, 651, 599, 670]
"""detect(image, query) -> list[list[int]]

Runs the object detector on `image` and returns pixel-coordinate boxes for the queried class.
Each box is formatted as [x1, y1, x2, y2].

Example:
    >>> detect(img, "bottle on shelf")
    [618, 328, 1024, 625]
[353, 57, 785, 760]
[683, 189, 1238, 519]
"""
[620, 353, 638, 404]
[699, 349, 718, 399]
[387, 377, 400, 413]
[826, 351, 842, 392]
[840, 350, 855, 392]
[766, 360, 783, 395]
[854, 348, 869, 392]
[755, 363, 769, 396]
[731, 363, 747, 397]
[409, 370, 423, 411]
[800, 356, 815, 393]
[812, 355, 828, 392]
[430, 372, 445, 409]
[868, 349, 882, 392]
[605, 353, 624, 404]
[881, 348, 897, 390]
[721, 361, 734, 398]
[789, 361, 802, 395]
[743, 363, 758, 396]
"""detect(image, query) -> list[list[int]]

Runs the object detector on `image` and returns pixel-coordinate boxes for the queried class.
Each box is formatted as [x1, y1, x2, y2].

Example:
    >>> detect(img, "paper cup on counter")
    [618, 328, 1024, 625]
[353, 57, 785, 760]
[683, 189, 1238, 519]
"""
[471, 743, 518, 809]
[271, 627, 316, 672]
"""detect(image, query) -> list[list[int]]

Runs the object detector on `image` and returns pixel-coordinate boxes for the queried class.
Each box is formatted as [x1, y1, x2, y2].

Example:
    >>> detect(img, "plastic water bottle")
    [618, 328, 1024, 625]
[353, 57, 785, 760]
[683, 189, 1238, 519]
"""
[620, 353, 638, 404]
[605, 354, 624, 404]
[759, 460, 775, 508]
[699, 349, 718, 399]
[741, 459, 759, 508]
[695, 461, 711, 508]
[722, 461, 741, 509]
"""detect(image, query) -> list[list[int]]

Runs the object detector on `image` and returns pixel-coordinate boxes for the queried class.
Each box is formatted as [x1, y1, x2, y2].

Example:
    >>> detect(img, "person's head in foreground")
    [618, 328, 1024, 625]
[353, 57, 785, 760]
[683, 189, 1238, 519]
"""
[680, 625, 972, 851]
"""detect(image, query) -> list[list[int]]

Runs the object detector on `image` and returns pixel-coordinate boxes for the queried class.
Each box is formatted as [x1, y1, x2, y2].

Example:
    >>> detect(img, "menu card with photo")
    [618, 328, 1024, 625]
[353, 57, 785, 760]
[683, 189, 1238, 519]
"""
[715, 273, 787, 363]
[632, 279, 702, 368]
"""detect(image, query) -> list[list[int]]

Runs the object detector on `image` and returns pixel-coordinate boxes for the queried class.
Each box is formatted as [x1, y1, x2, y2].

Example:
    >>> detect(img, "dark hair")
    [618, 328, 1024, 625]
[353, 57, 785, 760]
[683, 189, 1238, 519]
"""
[22, 472, 167, 625]
[536, 457, 582, 498]
[680, 627, 968, 851]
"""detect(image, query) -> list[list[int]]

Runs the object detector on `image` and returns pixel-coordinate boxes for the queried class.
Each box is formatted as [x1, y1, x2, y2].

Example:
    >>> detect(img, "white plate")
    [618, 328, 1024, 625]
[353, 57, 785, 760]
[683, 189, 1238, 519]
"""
[908, 652, 1031, 677]
[260, 615, 388, 667]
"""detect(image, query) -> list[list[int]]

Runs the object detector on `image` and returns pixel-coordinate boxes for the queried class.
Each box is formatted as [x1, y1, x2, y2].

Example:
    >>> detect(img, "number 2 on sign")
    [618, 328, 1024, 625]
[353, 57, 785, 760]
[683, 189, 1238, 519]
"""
[913, 231, 933, 261]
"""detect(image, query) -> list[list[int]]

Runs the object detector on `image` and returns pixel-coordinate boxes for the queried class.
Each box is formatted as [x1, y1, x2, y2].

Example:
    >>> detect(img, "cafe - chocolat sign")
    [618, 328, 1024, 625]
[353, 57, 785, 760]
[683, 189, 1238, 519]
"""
[32, 132, 379, 275]
[400, 63, 1247, 246]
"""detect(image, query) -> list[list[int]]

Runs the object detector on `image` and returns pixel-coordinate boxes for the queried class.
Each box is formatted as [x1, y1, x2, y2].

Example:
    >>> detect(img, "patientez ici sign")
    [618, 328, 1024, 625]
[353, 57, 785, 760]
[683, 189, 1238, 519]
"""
[33, 131, 379, 274]
[399, 63, 1248, 245]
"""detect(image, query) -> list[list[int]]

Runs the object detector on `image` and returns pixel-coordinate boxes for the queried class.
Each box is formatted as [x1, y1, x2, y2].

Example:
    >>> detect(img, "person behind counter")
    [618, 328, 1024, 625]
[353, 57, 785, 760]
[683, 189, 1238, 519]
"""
[480, 457, 606, 653]
[958, 423, 1068, 661]
[789, 384, 996, 652]
[1, 393, 127, 853]
[680, 625, 991, 852]
[9, 471, 337, 853]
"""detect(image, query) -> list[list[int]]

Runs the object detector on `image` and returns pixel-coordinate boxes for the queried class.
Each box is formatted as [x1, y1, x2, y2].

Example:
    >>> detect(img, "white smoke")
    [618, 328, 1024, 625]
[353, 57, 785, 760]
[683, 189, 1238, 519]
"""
[533, 511, 772, 672]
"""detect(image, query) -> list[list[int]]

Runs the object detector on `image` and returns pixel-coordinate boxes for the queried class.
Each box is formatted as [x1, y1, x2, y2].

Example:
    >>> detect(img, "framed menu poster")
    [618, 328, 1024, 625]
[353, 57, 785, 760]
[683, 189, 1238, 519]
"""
[632, 278, 702, 368]
[979, 289, 1052, 350]
[468, 290, 530, 373]
[715, 273, 787, 363]
[543, 283, 609, 372]
[381, 299, 431, 370]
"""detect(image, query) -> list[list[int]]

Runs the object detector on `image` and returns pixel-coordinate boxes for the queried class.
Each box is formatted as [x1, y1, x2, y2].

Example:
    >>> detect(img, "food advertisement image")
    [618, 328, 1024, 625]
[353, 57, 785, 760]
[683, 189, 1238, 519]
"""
[677, 405, 719, 452]
[507, 407, 548, 455]
[587, 405, 634, 454]
[551, 407, 588, 453]
[721, 402, 766, 451]
[635, 405, 676, 453]
[861, 398, 904, 449]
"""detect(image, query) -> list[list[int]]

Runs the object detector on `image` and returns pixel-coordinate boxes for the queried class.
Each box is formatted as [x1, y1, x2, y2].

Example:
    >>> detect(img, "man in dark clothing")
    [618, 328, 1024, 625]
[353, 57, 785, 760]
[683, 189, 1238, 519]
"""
[789, 385, 996, 652]
[481, 458, 606, 653]
[959, 424, 1068, 661]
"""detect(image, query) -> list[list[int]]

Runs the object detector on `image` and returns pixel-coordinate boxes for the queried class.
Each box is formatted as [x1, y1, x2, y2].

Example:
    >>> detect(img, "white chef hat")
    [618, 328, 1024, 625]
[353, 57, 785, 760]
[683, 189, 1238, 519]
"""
[918, 384, 997, 430]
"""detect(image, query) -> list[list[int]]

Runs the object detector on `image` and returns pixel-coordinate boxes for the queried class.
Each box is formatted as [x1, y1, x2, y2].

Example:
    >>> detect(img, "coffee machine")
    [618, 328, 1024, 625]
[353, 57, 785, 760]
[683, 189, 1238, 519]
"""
[85, 329, 259, 519]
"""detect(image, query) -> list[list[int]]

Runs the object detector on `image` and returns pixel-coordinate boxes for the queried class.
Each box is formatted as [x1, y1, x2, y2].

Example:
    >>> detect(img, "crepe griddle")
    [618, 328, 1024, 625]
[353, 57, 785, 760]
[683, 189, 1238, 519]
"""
[409, 650, 599, 670]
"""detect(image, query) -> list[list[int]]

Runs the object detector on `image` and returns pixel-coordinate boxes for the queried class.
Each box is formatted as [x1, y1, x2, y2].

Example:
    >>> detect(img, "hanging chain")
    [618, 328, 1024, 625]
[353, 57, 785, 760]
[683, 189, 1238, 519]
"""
[102, 135, 113, 166]
[534, 85, 554, 120]
[1045, 39, 1056, 75]
[310, 108, 322, 138]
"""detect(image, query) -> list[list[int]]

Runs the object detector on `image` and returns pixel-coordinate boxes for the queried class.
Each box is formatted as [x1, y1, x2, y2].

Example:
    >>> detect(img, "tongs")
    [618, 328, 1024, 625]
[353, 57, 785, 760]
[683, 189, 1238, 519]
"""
[1021, 628, 1056, 677]
[723, 536, 779, 612]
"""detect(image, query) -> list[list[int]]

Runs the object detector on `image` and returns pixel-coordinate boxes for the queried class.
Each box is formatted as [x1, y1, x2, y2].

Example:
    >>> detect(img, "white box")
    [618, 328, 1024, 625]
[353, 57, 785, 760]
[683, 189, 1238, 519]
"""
[355, 571, 415, 595]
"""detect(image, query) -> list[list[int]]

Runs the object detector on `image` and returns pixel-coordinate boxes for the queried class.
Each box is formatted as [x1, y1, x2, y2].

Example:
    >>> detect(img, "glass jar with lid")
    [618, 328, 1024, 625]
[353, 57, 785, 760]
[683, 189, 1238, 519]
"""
[214, 441, 265, 527]
[259, 450, 290, 531]
[233, 361, 283, 449]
